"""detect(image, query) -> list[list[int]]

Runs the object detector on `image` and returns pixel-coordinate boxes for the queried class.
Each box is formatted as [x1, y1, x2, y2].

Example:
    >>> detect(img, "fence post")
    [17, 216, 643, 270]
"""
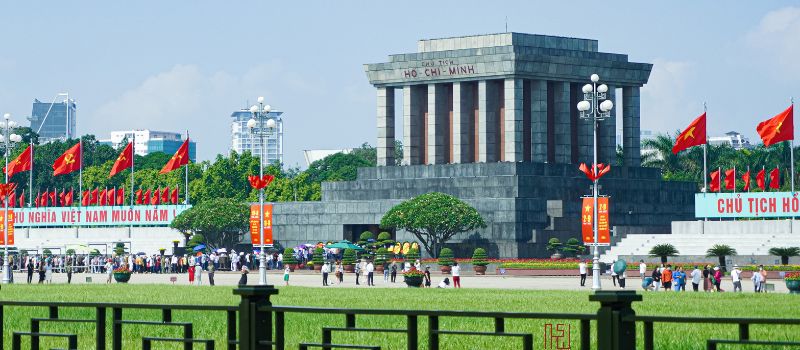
[234, 285, 279, 350]
[589, 290, 642, 350]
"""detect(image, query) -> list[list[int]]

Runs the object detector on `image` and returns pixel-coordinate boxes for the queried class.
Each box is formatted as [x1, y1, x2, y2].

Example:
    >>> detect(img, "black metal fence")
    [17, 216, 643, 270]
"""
[1, 287, 798, 349]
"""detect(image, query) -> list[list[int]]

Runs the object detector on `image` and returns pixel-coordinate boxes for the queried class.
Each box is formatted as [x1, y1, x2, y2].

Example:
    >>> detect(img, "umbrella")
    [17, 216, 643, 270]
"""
[192, 244, 206, 252]
[136, 252, 147, 256]
[216, 248, 227, 253]
[325, 240, 365, 251]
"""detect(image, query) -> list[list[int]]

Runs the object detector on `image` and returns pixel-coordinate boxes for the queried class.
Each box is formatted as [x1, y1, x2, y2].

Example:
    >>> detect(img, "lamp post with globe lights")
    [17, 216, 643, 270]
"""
[247, 97, 277, 286]
[1, 113, 23, 284]
[576, 74, 613, 291]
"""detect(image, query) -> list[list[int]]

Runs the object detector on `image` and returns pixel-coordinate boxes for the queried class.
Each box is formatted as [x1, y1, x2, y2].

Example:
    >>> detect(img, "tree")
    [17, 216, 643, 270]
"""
[649, 244, 679, 263]
[438, 247, 454, 266]
[471, 248, 489, 266]
[769, 247, 800, 265]
[706, 244, 737, 272]
[546, 238, 563, 257]
[562, 238, 586, 257]
[380, 192, 486, 258]
[113, 243, 126, 257]
[169, 198, 248, 249]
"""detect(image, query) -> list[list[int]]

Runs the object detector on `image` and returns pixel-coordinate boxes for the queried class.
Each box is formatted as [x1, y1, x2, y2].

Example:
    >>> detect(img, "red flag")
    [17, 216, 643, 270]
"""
[160, 139, 190, 174]
[595, 164, 611, 180]
[757, 105, 794, 147]
[53, 143, 82, 176]
[136, 189, 143, 205]
[162, 186, 170, 203]
[742, 171, 751, 192]
[19, 190, 25, 208]
[40, 191, 48, 207]
[35, 191, 40, 208]
[151, 188, 161, 205]
[90, 188, 99, 205]
[709, 169, 721, 192]
[107, 188, 115, 206]
[770, 167, 781, 189]
[4, 145, 32, 178]
[8, 191, 16, 207]
[672, 113, 707, 154]
[578, 163, 594, 181]
[756, 169, 766, 190]
[66, 188, 74, 206]
[143, 189, 151, 205]
[109, 142, 133, 178]
[82, 190, 90, 206]
[99, 188, 107, 206]
[724, 168, 735, 190]
[49, 191, 56, 206]
[58, 190, 66, 206]
[116, 188, 124, 205]
[171, 187, 178, 204]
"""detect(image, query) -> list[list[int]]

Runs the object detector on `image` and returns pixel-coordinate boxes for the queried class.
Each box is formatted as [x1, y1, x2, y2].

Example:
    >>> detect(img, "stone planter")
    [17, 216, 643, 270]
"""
[404, 275, 423, 288]
[787, 280, 800, 294]
[344, 264, 355, 273]
[375, 265, 384, 273]
[286, 264, 296, 272]
[113, 272, 131, 283]
[314, 264, 323, 271]
[473, 265, 487, 275]
[440, 265, 452, 274]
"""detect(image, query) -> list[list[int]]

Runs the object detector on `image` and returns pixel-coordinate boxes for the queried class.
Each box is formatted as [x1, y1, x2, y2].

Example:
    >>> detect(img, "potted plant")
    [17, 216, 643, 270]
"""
[769, 247, 800, 265]
[159, 248, 166, 256]
[312, 247, 325, 271]
[438, 248, 454, 274]
[562, 238, 586, 258]
[342, 248, 356, 272]
[706, 244, 737, 272]
[377, 231, 394, 247]
[172, 240, 180, 249]
[546, 238, 563, 259]
[786, 272, 800, 294]
[282, 248, 297, 271]
[113, 265, 132, 283]
[649, 243, 679, 264]
[403, 267, 425, 287]
[375, 247, 388, 272]
[472, 248, 489, 275]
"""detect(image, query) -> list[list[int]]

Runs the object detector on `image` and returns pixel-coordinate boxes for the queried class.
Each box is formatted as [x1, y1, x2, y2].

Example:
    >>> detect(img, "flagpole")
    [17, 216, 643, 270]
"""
[185, 131, 189, 205]
[130, 135, 135, 207]
[29, 143, 33, 208]
[78, 138, 83, 207]
[791, 98, 795, 193]
[703, 102, 708, 193]
[733, 166, 736, 194]
[747, 166, 750, 192]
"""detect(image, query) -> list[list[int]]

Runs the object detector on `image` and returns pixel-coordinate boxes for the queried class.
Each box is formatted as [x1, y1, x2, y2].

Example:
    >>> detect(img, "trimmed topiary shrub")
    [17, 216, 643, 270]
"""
[406, 248, 420, 262]
[375, 247, 388, 265]
[312, 247, 325, 265]
[377, 231, 391, 242]
[438, 248, 454, 266]
[342, 248, 356, 265]
[282, 248, 298, 265]
[472, 248, 489, 266]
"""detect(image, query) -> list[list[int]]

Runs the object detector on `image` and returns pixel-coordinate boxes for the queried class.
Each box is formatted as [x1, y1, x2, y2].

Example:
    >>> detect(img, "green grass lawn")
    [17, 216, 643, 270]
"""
[1, 284, 799, 349]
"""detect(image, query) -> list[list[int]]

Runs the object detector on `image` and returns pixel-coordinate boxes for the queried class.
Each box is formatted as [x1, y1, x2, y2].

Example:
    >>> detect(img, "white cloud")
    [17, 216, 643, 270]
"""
[639, 59, 696, 135]
[745, 6, 800, 78]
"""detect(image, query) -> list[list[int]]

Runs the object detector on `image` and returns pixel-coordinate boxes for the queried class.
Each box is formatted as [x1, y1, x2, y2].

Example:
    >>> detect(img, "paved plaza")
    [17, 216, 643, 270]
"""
[10, 271, 788, 293]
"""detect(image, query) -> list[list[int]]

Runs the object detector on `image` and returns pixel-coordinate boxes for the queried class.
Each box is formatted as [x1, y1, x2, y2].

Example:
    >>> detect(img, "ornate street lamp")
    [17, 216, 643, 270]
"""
[577, 74, 613, 291]
[1, 113, 23, 284]
[247, 97, 277, 286]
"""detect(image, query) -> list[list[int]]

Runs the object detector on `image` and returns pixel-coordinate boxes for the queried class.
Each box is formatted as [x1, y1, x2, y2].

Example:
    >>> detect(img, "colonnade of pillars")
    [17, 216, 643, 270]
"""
[376, 78, 641, 167]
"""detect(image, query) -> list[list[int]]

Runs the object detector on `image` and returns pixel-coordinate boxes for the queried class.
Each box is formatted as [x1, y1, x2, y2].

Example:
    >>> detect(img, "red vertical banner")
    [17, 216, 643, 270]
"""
[249, 204, 274, 247]
[581, 198, 594, 244]
[597, 197, 610, 245]
[0, 210, 14, 245]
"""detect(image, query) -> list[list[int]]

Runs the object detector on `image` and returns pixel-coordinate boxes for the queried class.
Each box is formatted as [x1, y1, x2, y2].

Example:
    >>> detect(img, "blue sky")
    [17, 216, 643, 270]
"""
[1, 2, 799, 166]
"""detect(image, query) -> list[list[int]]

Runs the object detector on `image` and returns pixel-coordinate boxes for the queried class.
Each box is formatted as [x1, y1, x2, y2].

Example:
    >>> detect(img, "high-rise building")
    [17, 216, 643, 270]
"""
[99, 130, 197, 162]
[28, 98, 77, 142]
[230, 109, 284, 165]
[709, 131, 752, 150]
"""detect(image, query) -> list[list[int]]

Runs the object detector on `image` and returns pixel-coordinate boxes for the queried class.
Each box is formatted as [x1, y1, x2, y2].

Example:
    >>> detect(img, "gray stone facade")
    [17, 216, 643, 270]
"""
[271, 33, 694, 258]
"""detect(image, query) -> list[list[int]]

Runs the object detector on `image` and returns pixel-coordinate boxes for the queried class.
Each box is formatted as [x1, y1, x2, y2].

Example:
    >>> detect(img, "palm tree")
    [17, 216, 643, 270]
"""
[706, 244, 737, 272]
[769, 247, 800, 265]
[648, 244, 679, 264]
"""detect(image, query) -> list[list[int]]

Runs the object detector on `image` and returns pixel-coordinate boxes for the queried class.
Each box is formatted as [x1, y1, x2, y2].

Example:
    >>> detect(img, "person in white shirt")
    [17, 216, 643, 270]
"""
[105, 259, 114, 284]
[690, 266, 702, 292]
[437, 277, 451, 288]
[366, 261, 375, 286]
[451, 262, 461, 288]
[731, 265, 742, 292]
[321, 262, 330, 286]
[277, 253, 283, 269]
[639, 260, 647, 281]
[751, 268, 763, 292]
[579, 260, 588, 287]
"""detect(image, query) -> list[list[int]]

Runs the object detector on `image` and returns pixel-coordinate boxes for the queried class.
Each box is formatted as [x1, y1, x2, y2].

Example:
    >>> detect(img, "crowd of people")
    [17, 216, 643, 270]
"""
[316, 258, 462, 288]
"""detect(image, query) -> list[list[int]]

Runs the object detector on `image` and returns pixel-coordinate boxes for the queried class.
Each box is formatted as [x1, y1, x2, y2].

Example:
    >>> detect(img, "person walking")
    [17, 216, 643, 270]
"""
[579, 260, 587, 287]
[366, 260, 375, 286]
[390, 263, 397, 283]
[703, 265, 712, 292]
[751, 267, 763, 292]
[105, 259, 114, 284]
[661, 265, 673, 291]
[208, 260, 216, 286]
[194, 255, 203, 286]
[238, 266, 248, 286]
[66, 257, 73, 284]
[639, 260, 647, 281]
[383, 260, 390, 283]
[759, 265, 768, 293]
[618, 269, 626, 289]
[355, 260, 362, 285]
[674, 266, 686, 291]
[188, 262, 195, 284]
[322, 262, 330, 286]
[713, 266, 723, 292]
[731, 265, 742, 292]
[45, 259, 53, 284]
[283, 266, 291, 286]
[336, 261, 344, 284]
[651, 267, 662, 290]
[451, 262, 461, 288]
[690, 266, 702, 292]
[26, 258, 34, 284]
[424, 266, 432, 288]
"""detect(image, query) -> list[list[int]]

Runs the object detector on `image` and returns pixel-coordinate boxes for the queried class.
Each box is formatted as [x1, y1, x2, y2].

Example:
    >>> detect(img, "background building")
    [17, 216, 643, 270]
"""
[28, 97, 77, 143]
[708, 131, 752, 150]
[230, 109, 284, 165]
[100, 129, 197, 162]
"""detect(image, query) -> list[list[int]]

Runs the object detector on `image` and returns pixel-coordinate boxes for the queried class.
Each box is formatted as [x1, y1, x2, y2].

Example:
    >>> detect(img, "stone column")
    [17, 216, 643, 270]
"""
[530, 80, 548, 162]
[599, 87, 617, 165]
[623, 86, 641, 167]
[552, 81, 572, 164]
[503, 78, 524, 162]
[403, 85, 425, 165]
[452, 82, 474, 163]
[478, 80, 500, 162]
[376, 87, 395, 166]
[427, 83, 449, 164]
